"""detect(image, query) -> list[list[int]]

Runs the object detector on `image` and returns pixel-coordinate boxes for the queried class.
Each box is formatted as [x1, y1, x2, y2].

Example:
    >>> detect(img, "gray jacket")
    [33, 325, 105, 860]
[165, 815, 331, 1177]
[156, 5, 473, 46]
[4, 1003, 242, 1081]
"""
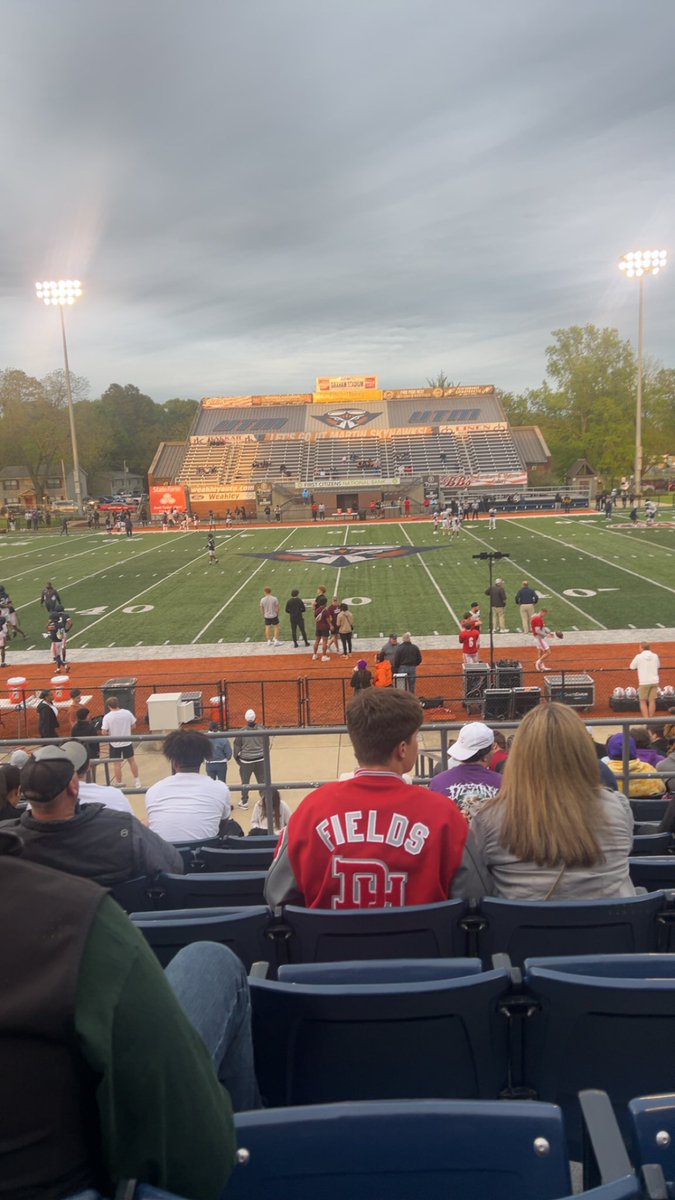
[485, 584, 507, 607]
[469, 787, 636, 900]
[233, 729, 265, 763]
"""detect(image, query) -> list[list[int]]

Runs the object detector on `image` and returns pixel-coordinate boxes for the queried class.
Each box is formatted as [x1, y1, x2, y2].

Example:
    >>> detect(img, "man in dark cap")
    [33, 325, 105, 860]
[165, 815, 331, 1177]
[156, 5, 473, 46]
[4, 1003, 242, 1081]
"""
[2, 744, 182, 886]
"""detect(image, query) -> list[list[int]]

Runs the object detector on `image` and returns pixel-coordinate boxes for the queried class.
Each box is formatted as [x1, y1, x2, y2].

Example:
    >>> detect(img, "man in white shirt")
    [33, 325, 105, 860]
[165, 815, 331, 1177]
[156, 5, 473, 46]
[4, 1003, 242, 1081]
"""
[260, 587, 282, 646]
[145, 729, 231, 843]
[61, 740, 134, 814]
[630, 642, 661, 719]
[101, 696, 141, 787]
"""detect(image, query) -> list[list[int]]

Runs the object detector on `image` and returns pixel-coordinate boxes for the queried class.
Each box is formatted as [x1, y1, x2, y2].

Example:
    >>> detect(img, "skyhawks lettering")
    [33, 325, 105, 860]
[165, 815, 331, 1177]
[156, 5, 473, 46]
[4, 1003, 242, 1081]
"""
[315, 810, 430, 855]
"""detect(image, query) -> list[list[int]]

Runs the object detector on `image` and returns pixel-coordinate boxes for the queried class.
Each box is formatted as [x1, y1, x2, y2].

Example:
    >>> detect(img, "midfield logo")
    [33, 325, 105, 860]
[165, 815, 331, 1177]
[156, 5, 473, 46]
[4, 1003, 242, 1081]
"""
[311, 408, 379, 430]
[241, 544, 445, 568]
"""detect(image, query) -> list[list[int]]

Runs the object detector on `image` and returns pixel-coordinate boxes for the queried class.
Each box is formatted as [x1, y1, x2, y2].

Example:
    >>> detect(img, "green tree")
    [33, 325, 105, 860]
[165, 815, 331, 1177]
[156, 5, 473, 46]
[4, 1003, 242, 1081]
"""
[426, 371, 459, 389]
[0, 369, 72, 497]
[98, 383, 164, 474]
[544, 325, 636, 438]
[160, 398, 199, 441]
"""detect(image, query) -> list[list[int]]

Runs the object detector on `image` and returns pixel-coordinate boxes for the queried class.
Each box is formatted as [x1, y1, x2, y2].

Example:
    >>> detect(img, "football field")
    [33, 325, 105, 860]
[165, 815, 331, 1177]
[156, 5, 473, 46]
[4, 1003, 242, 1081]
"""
[0, 512, 673, 654]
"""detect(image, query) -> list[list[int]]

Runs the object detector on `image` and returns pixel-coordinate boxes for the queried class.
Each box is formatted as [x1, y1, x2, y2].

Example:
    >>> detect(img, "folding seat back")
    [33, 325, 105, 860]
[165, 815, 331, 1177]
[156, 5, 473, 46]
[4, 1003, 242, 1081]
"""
[277, 958, 483, 984]
[474, 894, 664, 966]
[629, 858, 675, 892]
[110, 875, 165, 913]
[277, 899, 468, 964]
[630, 799, 670, 823]
[250, 968, 511, 1106]
[193, 846, 275, 873]
[130, 905, 272, 969]
[155, 871, 267, 909]
[222, 834, 278, 850]
[627, 1093, 675, 1195]
[225, 1099, 638, 1200]
[522, 955, 675, 1155]
[631, 833, 674, 856]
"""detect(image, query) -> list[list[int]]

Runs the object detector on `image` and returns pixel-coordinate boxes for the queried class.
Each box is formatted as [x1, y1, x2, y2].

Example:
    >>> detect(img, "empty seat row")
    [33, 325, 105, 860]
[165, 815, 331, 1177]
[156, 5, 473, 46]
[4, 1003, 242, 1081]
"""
[119, 890, 675, 973]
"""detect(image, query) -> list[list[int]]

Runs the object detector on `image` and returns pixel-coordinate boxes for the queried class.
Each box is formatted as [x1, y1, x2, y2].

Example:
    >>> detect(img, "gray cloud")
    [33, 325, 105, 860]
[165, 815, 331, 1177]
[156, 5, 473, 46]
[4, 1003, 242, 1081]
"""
[1, 0, 674, 401]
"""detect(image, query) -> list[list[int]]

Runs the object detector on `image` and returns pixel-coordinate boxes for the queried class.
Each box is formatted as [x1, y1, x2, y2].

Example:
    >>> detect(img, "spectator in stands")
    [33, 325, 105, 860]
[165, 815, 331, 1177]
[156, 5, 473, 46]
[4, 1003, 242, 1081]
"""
[0, 763, 22, 822]
[0, 830, 259, 1196]
[429, 723, 503, 820]
[205, 721, 233, 783]
[2, 745, 182, 886]
[265, 689, 487, 908]
[393, 632, 423, 693]
[470, 704, 636, 899]
[490, 730, 509, 773]
[249, 787, 291, 835]
[350, 658, 373, 691]
[61, 739, 134, 814]
[630, 726, 666, 767]
[285, 589, 310, 647]
[70, 705, 101, 780]
[373, 650, 393, 688]
[602, 733, 666, 798]
[145, 730, 232, 842]
[233, 710, 266, 810]
[647, 724, 671, 757]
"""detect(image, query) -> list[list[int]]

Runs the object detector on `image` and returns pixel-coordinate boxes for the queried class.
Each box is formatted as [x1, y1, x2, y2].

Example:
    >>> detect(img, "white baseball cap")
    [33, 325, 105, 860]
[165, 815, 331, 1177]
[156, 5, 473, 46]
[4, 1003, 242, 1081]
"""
[448, 722, 495, 762]
[244, 709, 256, 723]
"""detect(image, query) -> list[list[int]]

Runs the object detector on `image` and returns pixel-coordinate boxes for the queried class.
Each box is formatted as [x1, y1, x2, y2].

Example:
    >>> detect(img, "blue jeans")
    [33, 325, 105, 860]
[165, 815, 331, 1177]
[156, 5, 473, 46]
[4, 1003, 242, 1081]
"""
[397, 665, 417, 693]
[165, 942, 261, 1112]
[206, 762, 228, 783]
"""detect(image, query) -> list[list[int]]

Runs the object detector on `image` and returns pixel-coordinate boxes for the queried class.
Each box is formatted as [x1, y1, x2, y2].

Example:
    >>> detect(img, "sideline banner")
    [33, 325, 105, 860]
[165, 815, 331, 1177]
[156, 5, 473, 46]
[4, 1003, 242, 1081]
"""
[149, 484, 187, 514]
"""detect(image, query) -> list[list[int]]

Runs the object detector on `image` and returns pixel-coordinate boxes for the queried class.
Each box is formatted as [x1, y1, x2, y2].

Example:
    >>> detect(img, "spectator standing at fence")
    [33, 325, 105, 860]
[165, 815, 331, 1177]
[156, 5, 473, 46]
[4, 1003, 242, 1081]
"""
[265, 689, 487, 908]
[205, 721, 233, 784]
[373, 650, 393, 687]
[629, 642, 660, 719]
[515, 580, 538, 634]
[260, 586, 282, 646]
[37, 689, 60, 739]
[470, 704, 636, 900]
[380, 633, 399, 665]
[101, 696, 140, 789]
[145, 730, 231, 842]
[350, 658, 373, 691]
[393, 632, 423, 693]
[233, 710, 266, 810]
[336, 602, 355, 656]
[285, 589, 310, 647]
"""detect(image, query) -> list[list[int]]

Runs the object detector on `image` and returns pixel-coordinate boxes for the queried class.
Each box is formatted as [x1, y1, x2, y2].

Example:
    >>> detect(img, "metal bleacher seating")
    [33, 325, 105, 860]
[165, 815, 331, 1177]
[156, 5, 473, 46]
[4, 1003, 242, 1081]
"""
[129, 906, 272, 970]
[121, 1093, 640, 1200]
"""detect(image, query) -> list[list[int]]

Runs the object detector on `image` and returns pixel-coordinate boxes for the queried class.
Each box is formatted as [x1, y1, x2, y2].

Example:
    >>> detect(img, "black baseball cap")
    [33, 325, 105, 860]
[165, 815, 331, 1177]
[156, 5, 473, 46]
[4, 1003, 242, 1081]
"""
[20, 746, 77, 803]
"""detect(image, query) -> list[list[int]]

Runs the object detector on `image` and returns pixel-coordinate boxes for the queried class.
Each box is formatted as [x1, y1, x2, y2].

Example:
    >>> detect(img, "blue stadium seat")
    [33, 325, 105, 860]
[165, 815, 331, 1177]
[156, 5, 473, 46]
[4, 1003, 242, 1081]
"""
[472, 894, 665, 966]
[631, 833, 674, 856]
[110, 875, 165, 913]
[153, 871, 267, 909]
[223, 834, 279, 849]
[627, 1093, 675, 1196]
[630, 799, 671, 823]
[250, 967, 511, 1106]
[629, 858, 675, 892]
[130, 905, 273, 969]
[277, 958, 484, 984]
[189, 846, 275, 873]
[276, 899, 468, 965]
[224, 1098, 639, 1200]
[521, 955, 675, 1156]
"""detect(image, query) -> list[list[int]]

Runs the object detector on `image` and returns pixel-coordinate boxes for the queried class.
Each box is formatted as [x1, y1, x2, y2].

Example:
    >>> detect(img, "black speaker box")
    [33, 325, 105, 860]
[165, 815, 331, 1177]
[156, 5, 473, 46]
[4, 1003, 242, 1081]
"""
[512, 686, 541, 717]
[483, 689, 513, 720]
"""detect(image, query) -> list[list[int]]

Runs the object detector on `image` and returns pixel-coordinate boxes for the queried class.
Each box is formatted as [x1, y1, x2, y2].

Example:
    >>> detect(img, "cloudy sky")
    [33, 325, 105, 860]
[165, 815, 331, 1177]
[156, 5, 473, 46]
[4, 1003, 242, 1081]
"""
[2, 0, 674, 403]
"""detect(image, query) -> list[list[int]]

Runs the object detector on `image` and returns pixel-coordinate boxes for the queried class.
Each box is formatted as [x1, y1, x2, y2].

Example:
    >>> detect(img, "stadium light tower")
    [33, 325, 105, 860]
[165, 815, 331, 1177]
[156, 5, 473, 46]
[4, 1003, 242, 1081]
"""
[618, 250, 667, 498]
[35, 279, 84, 517]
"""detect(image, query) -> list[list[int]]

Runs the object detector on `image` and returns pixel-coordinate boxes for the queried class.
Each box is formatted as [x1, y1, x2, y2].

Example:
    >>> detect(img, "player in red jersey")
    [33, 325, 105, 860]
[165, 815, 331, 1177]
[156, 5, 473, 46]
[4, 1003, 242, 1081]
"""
[459, 615, 481, 665]
[531, 608, 552, 672]
[264, 689, 487, 909]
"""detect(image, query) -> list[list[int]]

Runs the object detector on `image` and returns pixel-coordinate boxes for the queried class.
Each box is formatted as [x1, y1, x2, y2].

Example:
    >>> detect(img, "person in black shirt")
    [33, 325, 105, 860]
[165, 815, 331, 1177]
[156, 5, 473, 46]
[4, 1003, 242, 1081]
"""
[285, 589, 309, 647]
[37, 690, 60, 739]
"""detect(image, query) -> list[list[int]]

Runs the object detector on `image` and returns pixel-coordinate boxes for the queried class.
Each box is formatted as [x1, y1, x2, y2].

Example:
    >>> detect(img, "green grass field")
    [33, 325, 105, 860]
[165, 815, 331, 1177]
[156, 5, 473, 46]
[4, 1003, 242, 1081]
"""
[0, 512, 673, 651]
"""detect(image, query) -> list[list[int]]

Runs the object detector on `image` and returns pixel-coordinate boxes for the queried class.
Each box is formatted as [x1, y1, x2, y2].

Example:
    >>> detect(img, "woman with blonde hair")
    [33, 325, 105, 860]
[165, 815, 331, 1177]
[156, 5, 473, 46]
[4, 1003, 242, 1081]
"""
[469, 702, 635, 899]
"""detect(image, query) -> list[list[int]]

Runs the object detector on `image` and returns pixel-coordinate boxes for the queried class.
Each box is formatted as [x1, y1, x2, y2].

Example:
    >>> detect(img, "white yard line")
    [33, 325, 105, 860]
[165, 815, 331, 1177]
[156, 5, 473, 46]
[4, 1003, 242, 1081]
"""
[69, 532, 241, 642]
[508, 519, 675, 601]
[398, 523, 462, 628]
[334, 524, 352, 599]
[191, 527, 298, 643]
[462, 526, 608, 629]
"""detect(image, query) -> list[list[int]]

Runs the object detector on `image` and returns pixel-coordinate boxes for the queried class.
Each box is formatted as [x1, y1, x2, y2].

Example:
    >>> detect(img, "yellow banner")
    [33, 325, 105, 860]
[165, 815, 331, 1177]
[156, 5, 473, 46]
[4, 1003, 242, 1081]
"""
[315, 375, 379, 394]
[313, 390, 383, 403]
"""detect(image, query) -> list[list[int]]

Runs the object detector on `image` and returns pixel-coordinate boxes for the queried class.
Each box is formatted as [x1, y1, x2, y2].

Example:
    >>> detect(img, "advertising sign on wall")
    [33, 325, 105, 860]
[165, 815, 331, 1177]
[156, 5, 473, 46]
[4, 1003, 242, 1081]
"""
[149, 485, 188, 514]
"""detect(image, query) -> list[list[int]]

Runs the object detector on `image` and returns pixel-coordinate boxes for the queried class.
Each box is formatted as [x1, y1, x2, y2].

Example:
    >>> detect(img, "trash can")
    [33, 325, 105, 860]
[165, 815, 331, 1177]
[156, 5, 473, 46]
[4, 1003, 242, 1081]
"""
[102, 677, 137, 716]
[358, 509, 367, 521]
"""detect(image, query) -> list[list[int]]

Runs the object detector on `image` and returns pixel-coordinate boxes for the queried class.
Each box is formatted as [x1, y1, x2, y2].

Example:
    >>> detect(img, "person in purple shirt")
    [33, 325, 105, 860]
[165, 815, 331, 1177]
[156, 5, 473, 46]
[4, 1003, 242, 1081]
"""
[429, 722, 503, 821]
[630, 726, 665, 767]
